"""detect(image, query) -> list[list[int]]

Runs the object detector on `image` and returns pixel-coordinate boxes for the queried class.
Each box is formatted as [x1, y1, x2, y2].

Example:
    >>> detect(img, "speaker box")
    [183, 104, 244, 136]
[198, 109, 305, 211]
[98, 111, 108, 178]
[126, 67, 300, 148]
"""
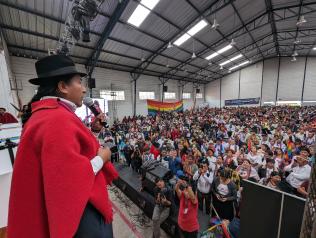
[143, 165, 173, 194]
[163, 85, 168, 92]
[196, 88, 200, 93]
[88, 77, 96, 88]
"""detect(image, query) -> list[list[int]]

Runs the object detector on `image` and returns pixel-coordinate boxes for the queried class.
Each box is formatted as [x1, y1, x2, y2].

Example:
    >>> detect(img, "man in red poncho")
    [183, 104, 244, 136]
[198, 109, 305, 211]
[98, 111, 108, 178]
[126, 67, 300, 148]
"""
[7, 55, 119, 238]
[0, 107, 18, 124]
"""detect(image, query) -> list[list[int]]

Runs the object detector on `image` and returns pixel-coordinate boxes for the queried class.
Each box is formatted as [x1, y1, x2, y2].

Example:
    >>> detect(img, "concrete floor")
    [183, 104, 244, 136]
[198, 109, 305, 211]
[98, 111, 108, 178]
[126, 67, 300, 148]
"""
[109, 185, 170, 238]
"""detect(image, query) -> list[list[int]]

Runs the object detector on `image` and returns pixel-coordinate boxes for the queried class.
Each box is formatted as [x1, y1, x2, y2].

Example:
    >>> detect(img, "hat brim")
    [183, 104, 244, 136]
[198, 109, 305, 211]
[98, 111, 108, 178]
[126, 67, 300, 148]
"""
[29, 71, 87, 85]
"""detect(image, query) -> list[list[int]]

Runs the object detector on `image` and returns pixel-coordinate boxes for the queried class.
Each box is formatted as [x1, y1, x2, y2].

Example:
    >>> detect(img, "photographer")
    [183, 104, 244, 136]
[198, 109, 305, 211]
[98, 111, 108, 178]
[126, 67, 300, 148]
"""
[152, 178, 172, 238]
[131, 145, 142, 173]
[175, 176, 199, 238]
[193, 160, 213, 214]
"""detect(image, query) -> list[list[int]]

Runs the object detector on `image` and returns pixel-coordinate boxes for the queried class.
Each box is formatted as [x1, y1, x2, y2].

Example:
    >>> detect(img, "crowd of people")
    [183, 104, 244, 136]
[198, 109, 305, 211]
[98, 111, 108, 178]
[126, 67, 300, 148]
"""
[98, 105, 316, 238]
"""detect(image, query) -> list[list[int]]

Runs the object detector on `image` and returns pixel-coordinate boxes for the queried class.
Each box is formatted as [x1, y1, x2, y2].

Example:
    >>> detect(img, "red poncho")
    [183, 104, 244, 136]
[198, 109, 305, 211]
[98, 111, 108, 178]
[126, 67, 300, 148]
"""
[0, 112, 18, 124]
[8, 99, 118, 238]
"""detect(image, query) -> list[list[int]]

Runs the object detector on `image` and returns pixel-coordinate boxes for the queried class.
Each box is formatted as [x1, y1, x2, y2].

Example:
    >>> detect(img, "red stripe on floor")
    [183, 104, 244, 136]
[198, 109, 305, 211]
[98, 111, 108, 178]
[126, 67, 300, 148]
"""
[112, 202, 144, 238]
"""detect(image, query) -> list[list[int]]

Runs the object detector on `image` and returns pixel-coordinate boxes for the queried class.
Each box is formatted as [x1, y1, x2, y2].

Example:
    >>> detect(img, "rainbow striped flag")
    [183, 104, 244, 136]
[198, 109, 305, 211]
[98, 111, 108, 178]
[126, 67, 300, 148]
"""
[147, 100, 183, 115]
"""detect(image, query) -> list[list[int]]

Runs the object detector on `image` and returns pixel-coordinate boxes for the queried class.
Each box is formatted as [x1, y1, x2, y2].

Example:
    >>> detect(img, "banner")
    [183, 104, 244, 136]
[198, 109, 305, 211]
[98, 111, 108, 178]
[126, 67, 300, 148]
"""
[147, 100, 183, 115]
[225, 97, 260, 106]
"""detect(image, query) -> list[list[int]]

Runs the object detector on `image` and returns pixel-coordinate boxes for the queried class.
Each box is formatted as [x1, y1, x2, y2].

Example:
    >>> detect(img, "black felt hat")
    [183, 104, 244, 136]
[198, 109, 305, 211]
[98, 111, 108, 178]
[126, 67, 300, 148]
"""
[29, 54, 86, 85]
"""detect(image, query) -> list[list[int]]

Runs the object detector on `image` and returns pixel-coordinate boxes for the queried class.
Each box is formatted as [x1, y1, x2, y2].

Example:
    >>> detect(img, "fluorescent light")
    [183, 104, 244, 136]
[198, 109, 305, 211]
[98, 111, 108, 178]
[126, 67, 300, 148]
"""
[174, 33, 191, 46]
[313, 47, 316, 50]
[238, 61, 250, 67]
[205, 52, 219, 60]
[217, 44, 233, 54]
[230, 54, 243, 61]
[219, 54, 243, 66]
[229, 65, 239, 70]
[141, 0, 160, 10]
[229, 60, 250, 71]
[127, 5, 150, 27]
[205, 44, 233, 60]
[173, 20, 208, 46]
[187, 20, 208, 36]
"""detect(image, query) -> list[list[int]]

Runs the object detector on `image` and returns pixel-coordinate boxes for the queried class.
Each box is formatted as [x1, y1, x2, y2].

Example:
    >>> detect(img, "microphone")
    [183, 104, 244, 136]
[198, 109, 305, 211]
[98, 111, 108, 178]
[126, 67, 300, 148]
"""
[83, 97, 109, 128]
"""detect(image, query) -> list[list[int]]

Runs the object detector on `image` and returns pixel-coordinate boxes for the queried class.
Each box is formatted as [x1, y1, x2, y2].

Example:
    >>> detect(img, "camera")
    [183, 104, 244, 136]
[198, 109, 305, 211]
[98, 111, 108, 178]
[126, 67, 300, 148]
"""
[179, 183, 188, 191]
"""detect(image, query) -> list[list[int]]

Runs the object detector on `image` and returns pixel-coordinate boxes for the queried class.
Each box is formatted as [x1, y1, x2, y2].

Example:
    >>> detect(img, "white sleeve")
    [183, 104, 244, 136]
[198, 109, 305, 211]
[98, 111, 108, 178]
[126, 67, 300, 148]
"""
[90, 156, 104, 175]
[193, 170, 200, 180]
[204, 173, 214, 184]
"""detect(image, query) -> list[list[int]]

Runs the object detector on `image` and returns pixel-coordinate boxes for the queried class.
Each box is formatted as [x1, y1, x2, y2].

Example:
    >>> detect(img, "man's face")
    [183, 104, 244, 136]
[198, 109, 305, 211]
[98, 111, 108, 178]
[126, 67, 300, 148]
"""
[271, 175, 281, 183]
[300, 150, 309, 159]
[156, 180, 165, 189]
[267, 161, 274, 169]
[58, 75, 86, 107]
[0, 109, 5, 115]
[296, 156, 307, 166]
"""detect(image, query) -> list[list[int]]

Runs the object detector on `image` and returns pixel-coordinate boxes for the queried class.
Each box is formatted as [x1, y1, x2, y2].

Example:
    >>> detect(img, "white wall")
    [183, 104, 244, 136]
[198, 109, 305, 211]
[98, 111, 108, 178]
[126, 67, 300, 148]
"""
[205, 79, 220, 107]
[9, 56, 205, 120]
[205, 57, 316, 107]
[0, 31, 18, 115]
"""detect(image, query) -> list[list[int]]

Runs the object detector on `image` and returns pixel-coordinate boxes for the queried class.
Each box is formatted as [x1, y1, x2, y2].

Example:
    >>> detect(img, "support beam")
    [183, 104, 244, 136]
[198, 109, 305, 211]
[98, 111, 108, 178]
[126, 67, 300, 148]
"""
[231, 2, 264, 59]
[130, 72, 139, 116]
[265, 0, 280, 55]
[301, 57, 308, 103]
[86, 0, 130, 76]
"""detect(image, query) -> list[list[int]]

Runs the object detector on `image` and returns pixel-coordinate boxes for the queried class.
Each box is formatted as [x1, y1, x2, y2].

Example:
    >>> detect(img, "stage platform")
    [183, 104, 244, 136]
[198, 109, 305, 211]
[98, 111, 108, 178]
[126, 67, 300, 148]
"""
[113, 163, 210, 237]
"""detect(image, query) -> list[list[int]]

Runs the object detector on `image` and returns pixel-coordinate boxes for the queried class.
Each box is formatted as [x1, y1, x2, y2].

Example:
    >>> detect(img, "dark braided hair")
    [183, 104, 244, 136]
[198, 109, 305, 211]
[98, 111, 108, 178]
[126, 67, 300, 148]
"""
[22, 75, 75, 126]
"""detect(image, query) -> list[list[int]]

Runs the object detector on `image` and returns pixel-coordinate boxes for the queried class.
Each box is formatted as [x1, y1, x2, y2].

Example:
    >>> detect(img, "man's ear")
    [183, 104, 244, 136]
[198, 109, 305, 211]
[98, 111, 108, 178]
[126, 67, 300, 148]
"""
[57, 81, 69, 95]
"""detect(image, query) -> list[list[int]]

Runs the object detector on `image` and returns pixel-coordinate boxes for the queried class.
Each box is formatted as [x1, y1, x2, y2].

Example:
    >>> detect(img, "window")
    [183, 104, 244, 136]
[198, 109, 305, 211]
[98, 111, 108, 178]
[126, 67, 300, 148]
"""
[139, 91, 155, 100]
[100, 90, 125, 101]
[196, 93, 203, 99]
[164, 92, 176, 99]
[182, 93, 191, 99]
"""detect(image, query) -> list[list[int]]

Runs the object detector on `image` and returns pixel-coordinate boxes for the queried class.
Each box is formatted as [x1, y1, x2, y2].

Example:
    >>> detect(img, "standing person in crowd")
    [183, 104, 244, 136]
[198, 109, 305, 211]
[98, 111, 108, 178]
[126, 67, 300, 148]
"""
[175, 176, 199, 238]
[212, 169, 237, 221]
[193, 160, 213, 214]
[0, 107, 18, 124]
[123, 140, 133, 167]
[8, 55, 118, 238]
[183, 154, 198, 179]
[152, 178, 173, 238]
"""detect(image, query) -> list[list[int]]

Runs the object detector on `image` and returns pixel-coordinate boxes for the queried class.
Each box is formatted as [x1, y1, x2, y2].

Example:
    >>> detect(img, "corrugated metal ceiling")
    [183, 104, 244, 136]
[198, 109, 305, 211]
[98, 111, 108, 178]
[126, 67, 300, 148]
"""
[1, 0, 316, 83]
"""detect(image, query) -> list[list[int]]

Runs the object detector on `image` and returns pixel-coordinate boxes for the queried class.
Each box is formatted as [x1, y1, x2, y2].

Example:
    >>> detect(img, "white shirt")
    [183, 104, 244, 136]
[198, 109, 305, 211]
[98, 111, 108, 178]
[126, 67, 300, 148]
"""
[42, 96, 104, 175]
[217, 184, 229, 196]
[247, 153, 263, 165]
[285, 164, 311, 188]
[193, 170, 213, 194]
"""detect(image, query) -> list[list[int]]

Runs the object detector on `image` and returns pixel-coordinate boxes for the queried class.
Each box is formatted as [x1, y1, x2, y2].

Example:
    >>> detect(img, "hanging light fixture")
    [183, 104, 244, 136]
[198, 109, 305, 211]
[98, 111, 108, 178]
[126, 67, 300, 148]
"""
[211, 19, 219, 30]
[192, 40, 196, 59]
[291, 56, 297, 62]
[292, 51, 298, 57]
[220, 65, 223, 70]
[293, 39, 301, 44]
[230, 38, 236, 46]
[167, 24, 173, 49]
[296, 16, 307, 26]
